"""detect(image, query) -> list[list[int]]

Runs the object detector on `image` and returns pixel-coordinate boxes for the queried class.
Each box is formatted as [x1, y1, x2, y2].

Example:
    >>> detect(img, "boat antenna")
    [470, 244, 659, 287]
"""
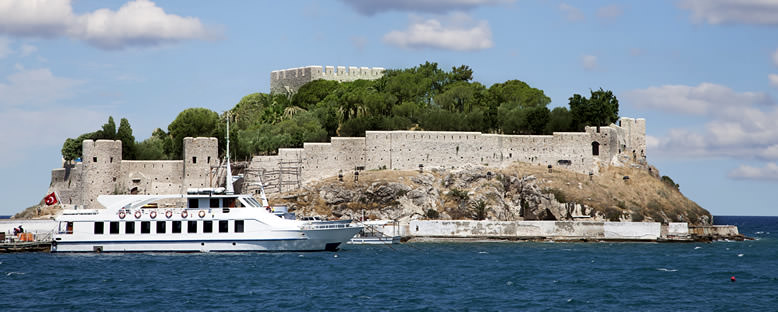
[225, 116, 234, 194]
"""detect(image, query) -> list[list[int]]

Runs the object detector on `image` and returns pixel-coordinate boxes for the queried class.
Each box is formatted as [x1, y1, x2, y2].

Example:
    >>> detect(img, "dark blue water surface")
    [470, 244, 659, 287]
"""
[2, 216, 777, 311]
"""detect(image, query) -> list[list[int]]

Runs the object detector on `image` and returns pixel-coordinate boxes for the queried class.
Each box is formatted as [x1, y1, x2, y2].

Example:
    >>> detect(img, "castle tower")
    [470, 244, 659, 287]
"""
[182, 137, 218, 190]
[270, 65, 385, 94]
[82, 139, 122, 208]
[617, 117, 647, 160]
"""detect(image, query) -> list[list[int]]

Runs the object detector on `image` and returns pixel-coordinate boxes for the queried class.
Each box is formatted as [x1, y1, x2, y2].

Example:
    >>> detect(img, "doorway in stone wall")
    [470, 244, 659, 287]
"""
[591, 142, 600, 156]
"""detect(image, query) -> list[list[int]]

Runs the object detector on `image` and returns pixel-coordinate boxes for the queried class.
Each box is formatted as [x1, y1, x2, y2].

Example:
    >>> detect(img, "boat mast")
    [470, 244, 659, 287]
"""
[225, 117, 234, 194]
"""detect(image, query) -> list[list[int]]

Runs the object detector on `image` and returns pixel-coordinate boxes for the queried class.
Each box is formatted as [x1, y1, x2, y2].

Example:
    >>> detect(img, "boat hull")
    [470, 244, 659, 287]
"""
[52, 227, 362, 253]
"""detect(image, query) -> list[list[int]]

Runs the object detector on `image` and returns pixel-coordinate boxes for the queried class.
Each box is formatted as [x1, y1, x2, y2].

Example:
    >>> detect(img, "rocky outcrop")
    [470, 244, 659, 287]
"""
[270, 163, 712, 225]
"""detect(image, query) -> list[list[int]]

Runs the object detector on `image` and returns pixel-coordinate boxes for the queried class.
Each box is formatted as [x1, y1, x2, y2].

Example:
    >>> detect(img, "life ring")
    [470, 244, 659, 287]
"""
[118, 210, 126, 219]
[198, 210, 206, 218]
[181, 210, 188, 218]
[149, 211, 157, 219]
[134, 210, 142, 219]
[165, 210, 173, 218]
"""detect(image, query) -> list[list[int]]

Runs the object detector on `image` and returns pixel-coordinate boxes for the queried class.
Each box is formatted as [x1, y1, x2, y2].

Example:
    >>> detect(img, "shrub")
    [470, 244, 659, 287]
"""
[604, 207, 622, 221]
[547, 189, 568, 203]
[425, 209, 440, 219]
[448, 188, 469, 201]
[471, 200, 487, 220]
[661, 175, 679, 190]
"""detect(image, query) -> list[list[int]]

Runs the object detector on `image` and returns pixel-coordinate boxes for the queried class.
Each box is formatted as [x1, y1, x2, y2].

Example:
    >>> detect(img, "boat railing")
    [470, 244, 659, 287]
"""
[301, 222, 356, 230]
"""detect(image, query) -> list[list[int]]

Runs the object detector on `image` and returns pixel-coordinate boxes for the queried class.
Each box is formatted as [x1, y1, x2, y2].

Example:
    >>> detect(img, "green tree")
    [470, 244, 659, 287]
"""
[135, 135, 168, 160]
[526, 106, 550, 134]
[497, 102, 528, 134]
[292, 79, 340, 109]
[435, 81, 483, 113]
[116, 118, 136, 159]
[418, 108, 463, 131]
[546, 107, 574, 133]
[449, 65, 473, 83]
[167, 108, 220, 159]
[569, 88, 619, 131]
[488, 80, 551, 109]
[99, 116, 116, 139]
[61, 132, 98, 161]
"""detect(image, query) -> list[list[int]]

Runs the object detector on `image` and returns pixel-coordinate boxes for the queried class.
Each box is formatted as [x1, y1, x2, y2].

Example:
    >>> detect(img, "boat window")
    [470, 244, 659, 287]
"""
[141, 221, 151, 234]
[243, 197, 261, 208]
[188, 198, 199, 208]
[125, 221, 135, 234]
[203, 221, 213, 233]
[187, 221, 198, 233]
[224, 198, 236, 208]
[235, 220, 244, 233]
[109, 222, 120, 234]
[219, 220, 228, 233]
[210, 198, 220, 208]
[60, 222, 74, 234]
[156, 221, 166, 234]
[172, 221, 182, 233]
[94, 222, 104, 234]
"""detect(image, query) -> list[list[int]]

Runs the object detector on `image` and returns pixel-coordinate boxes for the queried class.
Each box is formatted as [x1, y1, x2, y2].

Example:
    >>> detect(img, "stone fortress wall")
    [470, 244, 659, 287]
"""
[270, 65, 385, 94]
[48, 118, 645, 207]
[49, 137, 218, 209]
[249, 117, 647, 194]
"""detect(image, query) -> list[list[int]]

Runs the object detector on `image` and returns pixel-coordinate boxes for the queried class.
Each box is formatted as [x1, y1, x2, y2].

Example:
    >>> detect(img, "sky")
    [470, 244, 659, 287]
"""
[0, 0, 777, 216]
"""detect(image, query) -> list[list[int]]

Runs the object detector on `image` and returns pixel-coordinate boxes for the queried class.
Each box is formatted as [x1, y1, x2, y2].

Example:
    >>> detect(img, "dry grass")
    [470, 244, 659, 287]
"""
[501, 163, 708, 223]
[269, 162, 711, 224]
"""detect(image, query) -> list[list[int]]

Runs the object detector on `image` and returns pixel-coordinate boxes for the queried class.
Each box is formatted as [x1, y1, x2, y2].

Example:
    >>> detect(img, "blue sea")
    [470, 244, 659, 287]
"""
[1, 216, 776, 311]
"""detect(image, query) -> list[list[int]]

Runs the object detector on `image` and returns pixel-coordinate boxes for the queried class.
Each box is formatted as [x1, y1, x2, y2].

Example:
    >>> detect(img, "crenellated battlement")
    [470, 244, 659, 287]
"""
[270, 65, 385, 94]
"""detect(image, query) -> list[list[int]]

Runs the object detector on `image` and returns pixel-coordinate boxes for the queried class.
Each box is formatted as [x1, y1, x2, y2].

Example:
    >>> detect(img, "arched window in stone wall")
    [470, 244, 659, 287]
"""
[592, 142, 600, 156]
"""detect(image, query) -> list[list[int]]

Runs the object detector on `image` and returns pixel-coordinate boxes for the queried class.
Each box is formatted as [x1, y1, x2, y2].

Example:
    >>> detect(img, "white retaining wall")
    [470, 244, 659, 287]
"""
[407, 220, 662, 240]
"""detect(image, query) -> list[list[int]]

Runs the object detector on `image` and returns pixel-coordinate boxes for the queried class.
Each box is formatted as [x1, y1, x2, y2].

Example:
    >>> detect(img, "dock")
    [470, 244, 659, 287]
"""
[0, 241, 52, 253]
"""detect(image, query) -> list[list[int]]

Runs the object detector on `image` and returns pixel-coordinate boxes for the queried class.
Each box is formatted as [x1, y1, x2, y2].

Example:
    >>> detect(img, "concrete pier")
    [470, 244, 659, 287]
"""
[366, 220, 743, 242]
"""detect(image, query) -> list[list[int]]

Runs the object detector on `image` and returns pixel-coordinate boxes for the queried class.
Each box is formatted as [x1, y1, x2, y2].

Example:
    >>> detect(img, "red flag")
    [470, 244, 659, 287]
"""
[44, 192, 58, 205]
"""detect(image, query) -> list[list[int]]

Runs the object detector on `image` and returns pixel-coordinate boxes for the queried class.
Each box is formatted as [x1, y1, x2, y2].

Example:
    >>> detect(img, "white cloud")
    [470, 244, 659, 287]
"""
[559, 3, 585, 22]
[341, 0, 514, 15]
[597, 5, 624, 20]
[581, 55, 598, 70]
[629, 82, 778, 181]
[383, 13, 493, 51]
[728, 163, 778, 181]
[0, 0, 216, 50]
[0, 37, 10, 58]
[0, 66, 84, 108]
[679, 0, 778, 25]
[19, 43, 37, 56]
[625, 83, 773, 115]
[0, 108, 105, 166]
[770, 74, 778, 88]
[0, 65, 99, 167]
[351, 36, 368, 51]
[773, 49, 778, 66]
[645, 135, 660, 150]
[0, 0, 73, 37]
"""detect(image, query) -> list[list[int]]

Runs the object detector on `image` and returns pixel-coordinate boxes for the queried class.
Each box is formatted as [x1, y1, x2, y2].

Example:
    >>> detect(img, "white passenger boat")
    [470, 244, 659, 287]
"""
[51, 120, 361, 253]
[51, 190, 361, 253]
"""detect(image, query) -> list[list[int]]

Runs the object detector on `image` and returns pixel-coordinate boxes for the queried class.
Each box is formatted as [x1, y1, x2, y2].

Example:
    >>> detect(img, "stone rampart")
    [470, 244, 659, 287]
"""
[121, 161, 184, 195]
[182, 137, 218, 189]
[249, 117, 645, 192]
[270, 65, 385, 94]
[82, 140, 122, 208]
[48, 137, 218, 209]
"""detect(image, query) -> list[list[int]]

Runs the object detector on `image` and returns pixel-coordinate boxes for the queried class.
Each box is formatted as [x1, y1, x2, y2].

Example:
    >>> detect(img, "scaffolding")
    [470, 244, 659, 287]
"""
[244, 158, 302, 195]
